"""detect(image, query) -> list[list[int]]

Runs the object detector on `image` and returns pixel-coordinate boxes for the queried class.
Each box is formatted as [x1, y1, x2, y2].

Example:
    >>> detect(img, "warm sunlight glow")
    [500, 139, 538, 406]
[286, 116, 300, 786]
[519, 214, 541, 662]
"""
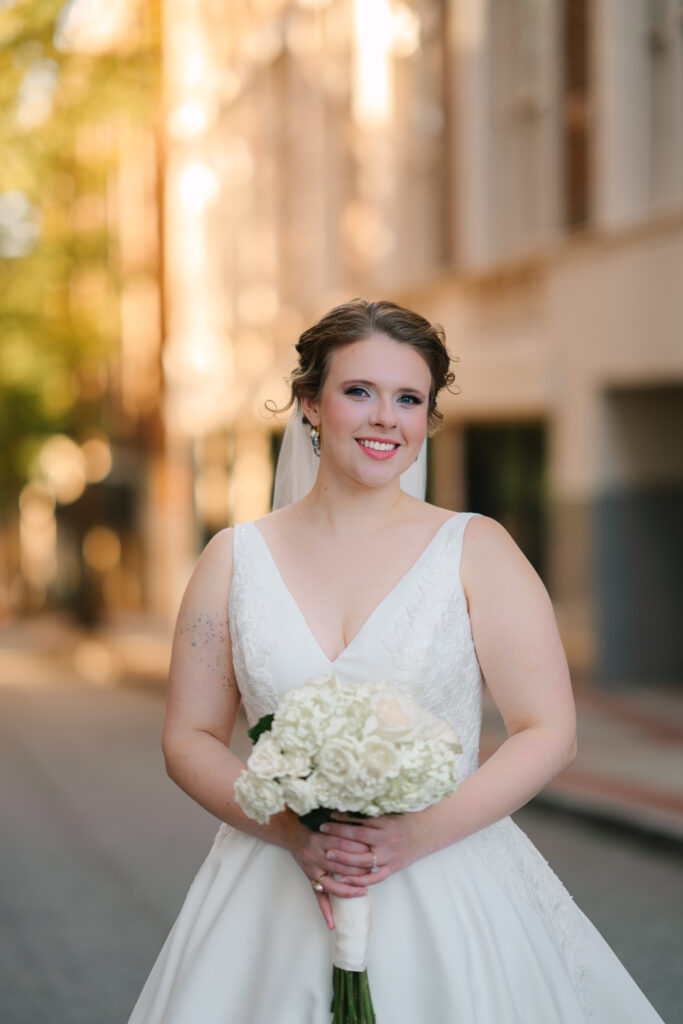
[54, 0, 138, 54]
[352, 0, 394, 126]
[82, 526, 122, 572]
[38, 435, 87, 504]
[19, 482, 57, 589]
[167, 100, 214, 141]
[176, 160, 220, 211]
[81, 436, 113, 483]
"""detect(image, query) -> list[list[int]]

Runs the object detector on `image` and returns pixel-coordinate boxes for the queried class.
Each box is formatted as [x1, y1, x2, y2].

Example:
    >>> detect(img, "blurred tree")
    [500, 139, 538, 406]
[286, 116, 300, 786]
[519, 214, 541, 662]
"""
[0, 0, 159, 514]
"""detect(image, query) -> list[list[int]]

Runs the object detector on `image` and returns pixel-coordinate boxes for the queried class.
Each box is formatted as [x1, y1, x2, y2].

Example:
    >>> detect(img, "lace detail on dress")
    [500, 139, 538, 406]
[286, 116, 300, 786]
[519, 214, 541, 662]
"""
[229, 524, 280, 727]
[383, 513, 483, 780]
[208, 822, 236, 858]
[468, 817, 591, 1017]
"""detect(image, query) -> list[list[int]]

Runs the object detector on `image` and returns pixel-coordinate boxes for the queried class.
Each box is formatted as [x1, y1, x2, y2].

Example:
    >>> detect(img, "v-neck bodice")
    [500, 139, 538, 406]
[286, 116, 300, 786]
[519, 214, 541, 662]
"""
[251, 515, 463, 666]
[229, 511, 484, 779]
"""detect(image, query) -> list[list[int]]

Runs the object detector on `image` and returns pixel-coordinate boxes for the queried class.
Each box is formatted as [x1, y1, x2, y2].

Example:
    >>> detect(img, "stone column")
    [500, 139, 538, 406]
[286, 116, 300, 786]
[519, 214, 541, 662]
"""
[593, 0, 649, 228]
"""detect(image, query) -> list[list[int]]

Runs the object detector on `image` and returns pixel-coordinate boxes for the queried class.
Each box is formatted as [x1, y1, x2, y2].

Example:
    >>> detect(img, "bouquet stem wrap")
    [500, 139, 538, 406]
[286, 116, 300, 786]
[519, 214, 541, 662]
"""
[331, 892, 372, 971]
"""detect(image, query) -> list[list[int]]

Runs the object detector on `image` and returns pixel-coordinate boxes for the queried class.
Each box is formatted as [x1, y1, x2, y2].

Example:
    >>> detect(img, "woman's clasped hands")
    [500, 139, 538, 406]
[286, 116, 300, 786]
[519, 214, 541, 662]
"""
[289, 811, 422, 929]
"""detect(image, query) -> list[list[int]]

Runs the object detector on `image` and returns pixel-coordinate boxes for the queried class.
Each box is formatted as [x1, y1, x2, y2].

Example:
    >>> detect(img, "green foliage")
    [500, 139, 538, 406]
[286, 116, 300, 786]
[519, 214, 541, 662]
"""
[299, 807, 370, 832]
[0, 0, 160, 512]
[247, 713, 275, 744]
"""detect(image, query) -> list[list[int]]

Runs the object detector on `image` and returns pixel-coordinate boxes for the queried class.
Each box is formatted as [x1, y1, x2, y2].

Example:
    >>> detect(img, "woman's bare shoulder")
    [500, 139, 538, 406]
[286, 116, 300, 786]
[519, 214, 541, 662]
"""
[203, 525, 234, 558]
[460, 514, 544, 596]
[186, 527, 235, 593]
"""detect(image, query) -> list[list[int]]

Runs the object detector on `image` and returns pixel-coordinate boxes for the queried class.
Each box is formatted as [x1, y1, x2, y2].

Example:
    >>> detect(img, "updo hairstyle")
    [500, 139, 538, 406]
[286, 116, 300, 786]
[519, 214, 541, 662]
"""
[281, 298, 456, 434]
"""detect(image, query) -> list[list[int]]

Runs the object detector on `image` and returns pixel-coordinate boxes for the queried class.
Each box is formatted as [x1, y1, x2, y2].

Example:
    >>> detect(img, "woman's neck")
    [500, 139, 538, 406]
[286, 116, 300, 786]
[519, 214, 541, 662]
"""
[299, 461, 410, 536]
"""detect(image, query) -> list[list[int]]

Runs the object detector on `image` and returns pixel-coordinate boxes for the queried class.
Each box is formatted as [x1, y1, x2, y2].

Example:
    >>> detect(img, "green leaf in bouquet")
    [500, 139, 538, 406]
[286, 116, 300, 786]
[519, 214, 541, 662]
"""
[247, 714, 275, 744]
[299, 807, 371, 833]
[299, 806, 337, 833]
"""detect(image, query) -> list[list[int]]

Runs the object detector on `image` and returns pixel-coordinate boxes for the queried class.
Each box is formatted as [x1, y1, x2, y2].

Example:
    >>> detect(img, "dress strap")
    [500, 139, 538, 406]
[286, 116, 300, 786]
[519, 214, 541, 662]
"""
[447, 511, 480, 576]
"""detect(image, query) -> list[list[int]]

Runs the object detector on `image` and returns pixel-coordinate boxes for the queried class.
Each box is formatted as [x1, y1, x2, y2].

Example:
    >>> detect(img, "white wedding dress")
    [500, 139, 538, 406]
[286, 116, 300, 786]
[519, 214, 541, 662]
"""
[128, 513, 666, 1023]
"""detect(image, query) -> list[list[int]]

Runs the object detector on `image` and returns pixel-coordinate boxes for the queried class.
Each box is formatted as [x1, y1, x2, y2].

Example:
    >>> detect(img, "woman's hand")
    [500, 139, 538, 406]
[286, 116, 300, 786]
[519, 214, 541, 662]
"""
[283, 814, 373, 930]
[317, 812, 422, 888]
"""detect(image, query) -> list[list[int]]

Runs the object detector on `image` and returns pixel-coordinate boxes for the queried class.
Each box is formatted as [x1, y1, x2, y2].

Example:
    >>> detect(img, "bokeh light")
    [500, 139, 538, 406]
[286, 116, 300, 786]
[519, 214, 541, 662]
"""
[38, 435, 87, 505]
[81, 437, 112, 483]
[82, 526, 121, 572]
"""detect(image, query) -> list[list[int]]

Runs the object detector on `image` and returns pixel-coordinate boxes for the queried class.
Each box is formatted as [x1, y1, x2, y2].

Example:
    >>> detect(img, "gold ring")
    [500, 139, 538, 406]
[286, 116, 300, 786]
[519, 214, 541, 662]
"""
[311, 873, 327, 892]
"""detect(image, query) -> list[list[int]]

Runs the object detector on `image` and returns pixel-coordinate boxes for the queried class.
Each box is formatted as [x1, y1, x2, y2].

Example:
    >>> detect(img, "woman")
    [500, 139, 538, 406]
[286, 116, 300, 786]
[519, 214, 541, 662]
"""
[128, 299, 665, 1023]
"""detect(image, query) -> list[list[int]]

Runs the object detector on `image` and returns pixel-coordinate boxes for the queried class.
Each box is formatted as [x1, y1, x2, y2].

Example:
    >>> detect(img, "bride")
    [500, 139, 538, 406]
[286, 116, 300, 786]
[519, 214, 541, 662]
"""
[128, 298, 665, 1022]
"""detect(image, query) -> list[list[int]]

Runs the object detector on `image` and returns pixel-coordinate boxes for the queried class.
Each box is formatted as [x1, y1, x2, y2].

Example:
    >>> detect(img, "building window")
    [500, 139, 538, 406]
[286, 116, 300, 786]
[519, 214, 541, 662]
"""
[562, 0, 590, 229]
[464, 421, 548, 581]
[646, 0, 683, 211]
[488, 0, 562, 259]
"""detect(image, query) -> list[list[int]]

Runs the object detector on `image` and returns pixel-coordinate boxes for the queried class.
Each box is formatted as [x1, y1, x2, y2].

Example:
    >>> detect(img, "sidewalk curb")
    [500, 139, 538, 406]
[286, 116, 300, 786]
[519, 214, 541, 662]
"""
[530, 788, 683, 853]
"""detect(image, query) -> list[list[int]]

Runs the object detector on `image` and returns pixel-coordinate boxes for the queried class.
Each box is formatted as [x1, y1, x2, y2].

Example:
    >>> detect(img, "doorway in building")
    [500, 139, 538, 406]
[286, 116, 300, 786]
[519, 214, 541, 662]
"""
[464, 422, 548, 582]
[596, 385, 683, 684]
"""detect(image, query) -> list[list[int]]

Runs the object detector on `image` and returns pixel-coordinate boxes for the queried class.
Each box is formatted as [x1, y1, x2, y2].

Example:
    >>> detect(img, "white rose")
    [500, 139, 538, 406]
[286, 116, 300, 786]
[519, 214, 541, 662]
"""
[247, 735, 291, 779]
[280, 748, 312, 777]
[316, 737, 363, 786]
[335, 793, 372, 814]
[309, 770, 336, 807]
[370, 690, 425, 742]
[234, 770, 285, 824]
[280, 777, 318, 816]
[361, 737, 400, 778]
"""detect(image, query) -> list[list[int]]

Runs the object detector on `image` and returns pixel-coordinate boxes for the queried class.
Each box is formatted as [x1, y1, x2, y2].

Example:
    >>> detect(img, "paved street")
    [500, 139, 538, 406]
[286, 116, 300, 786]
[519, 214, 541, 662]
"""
[1, 681, 681, 1024]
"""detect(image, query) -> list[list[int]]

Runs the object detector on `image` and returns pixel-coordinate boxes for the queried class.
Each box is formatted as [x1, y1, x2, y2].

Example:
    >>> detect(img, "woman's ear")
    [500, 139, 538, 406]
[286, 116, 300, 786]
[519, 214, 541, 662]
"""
[300, 395, 319, 426]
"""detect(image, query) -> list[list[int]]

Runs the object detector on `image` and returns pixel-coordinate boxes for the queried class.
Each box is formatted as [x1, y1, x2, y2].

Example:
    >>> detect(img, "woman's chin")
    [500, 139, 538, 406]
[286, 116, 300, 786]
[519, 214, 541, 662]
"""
[351, 453, 416, 487]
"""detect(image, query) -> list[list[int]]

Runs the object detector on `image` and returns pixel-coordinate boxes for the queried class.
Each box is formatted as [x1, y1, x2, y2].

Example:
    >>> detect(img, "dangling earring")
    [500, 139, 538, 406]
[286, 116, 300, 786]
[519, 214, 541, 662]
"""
[309, 424, 321, 457]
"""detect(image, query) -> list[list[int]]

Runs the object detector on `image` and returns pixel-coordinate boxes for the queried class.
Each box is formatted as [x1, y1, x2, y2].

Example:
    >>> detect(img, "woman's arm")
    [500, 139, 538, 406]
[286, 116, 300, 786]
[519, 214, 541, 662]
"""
[161, 528, 288, 844]
[320, 515, 577, 881]
[161, 528, 370, 925]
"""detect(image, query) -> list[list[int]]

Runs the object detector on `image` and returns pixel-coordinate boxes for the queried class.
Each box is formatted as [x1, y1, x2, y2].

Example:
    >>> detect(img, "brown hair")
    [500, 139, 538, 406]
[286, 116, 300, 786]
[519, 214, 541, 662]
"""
[277, 298, 456, 433]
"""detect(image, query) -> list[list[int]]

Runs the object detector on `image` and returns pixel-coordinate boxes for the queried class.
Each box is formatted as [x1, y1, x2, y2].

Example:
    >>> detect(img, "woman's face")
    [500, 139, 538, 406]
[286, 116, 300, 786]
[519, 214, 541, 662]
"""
[302, 333, 431, 489]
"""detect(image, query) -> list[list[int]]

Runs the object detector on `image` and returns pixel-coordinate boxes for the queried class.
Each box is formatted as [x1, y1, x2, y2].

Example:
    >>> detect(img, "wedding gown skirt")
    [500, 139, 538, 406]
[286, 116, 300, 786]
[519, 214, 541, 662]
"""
[128, 514, 665, 1023]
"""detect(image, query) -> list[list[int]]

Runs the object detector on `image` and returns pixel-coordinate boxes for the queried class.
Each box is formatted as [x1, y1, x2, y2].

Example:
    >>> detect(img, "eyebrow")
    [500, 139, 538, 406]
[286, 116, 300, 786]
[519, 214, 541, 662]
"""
[341, 378, 428, 398]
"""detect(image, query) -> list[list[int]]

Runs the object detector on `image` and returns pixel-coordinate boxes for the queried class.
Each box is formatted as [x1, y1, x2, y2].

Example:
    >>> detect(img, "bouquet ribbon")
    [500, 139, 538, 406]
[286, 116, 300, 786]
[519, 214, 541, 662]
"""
[331, 892, 372, 972]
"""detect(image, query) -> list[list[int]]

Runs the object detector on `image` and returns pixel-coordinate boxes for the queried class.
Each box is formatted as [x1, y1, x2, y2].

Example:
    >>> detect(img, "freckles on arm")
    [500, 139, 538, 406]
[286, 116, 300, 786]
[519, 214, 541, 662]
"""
[163, 529, 240, 760]
[176, 612, 235, 694]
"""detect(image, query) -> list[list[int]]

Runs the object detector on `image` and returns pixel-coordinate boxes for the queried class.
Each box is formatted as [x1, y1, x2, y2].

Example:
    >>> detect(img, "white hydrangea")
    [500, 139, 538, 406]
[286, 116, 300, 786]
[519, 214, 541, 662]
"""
[234, 673, 462, 825]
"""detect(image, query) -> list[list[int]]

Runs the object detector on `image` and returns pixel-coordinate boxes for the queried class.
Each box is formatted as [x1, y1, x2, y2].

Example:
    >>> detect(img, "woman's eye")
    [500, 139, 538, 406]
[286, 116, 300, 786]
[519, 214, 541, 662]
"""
[397, 394, 422, 406]
[345, 386, 369, 398]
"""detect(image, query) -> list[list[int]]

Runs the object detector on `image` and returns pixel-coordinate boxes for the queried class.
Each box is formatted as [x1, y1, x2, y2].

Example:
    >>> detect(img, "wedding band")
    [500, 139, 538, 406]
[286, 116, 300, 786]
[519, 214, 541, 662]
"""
[370, 851, 379, 873]
[311, 873, 327, 892]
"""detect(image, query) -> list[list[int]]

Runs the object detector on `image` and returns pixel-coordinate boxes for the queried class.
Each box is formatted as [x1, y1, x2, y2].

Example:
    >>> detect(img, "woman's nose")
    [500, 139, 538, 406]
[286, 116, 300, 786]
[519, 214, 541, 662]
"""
[369, 396, 397, 427]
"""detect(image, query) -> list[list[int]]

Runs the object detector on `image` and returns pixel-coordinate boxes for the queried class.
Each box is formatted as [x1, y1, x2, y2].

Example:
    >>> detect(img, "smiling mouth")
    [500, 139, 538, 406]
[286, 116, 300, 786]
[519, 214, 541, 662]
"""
[356, 438, 400, 454]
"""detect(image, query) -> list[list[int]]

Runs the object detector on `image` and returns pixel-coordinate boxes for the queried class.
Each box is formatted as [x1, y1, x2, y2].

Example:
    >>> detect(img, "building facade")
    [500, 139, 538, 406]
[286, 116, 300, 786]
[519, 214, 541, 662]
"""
[159, 0, 683, 684]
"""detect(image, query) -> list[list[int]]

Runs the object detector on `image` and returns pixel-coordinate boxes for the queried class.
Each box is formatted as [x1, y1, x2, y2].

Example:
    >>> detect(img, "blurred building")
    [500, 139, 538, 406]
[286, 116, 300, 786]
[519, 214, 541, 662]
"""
[0, 1, 162, 627]
[158, 0, 683, 687]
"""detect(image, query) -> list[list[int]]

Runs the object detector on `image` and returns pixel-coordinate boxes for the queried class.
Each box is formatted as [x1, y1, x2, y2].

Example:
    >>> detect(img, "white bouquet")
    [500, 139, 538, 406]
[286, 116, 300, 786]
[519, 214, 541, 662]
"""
[235, 674, 462, 1024]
